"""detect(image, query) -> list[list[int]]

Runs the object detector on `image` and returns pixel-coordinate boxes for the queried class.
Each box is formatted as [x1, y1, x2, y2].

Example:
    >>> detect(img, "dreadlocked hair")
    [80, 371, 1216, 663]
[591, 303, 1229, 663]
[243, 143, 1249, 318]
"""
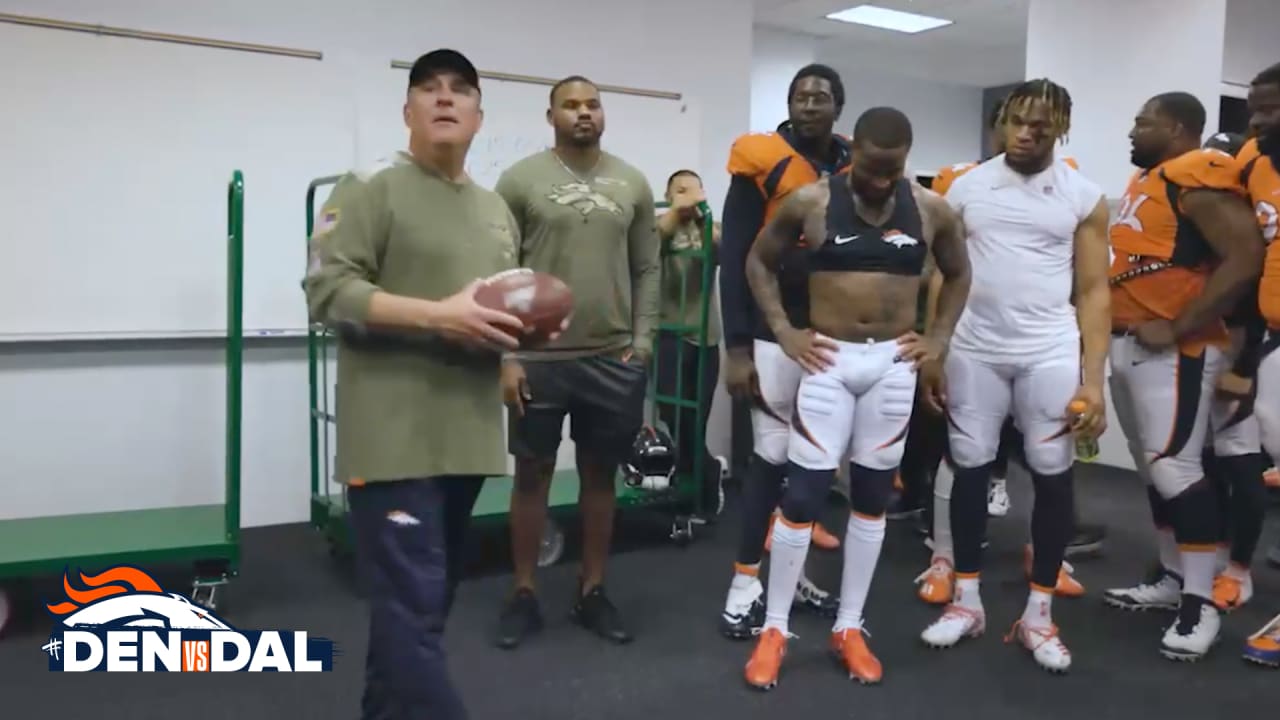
[998, 78, 1072, 144]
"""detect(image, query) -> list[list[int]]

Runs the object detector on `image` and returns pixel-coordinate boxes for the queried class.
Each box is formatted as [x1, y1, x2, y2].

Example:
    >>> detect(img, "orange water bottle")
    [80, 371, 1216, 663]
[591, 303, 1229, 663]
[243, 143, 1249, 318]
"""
[1068, 399, 1099, 462]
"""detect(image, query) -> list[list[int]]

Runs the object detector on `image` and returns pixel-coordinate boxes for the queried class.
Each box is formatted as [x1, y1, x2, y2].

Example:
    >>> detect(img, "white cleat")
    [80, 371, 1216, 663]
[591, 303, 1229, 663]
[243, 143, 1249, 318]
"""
[987, 478, 1010, 517]
[921, 604, 986, 649]
[1104, 571, 1181, 611]
[1007, 621, 1071, 673]
[1160, 601, 1221, 662]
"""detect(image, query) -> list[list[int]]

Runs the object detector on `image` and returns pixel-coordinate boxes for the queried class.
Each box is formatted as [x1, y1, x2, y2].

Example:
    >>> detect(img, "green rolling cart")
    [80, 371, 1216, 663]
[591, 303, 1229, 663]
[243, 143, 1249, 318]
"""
[305, 175, 718, 566]
[0, 170, 246, 630]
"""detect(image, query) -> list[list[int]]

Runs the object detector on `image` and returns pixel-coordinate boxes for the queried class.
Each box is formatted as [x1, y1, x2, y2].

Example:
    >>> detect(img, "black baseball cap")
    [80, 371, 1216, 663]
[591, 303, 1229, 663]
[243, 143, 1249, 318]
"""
[408, 49, 480, 92]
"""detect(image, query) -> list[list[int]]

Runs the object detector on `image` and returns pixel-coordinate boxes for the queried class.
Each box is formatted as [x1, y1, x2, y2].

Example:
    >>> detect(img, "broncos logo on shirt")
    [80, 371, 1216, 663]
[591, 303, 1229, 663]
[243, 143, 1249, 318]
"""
[546, 181, 624, 217]
[1109, 148, 1245, 347]
[1237, 138, 1280, 328]
[727, 129, 851, 222]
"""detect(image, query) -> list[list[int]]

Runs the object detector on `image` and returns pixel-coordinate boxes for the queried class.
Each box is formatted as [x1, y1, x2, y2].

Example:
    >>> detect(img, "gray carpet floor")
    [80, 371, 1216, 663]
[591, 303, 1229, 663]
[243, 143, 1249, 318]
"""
[2, 462, 1278, 718]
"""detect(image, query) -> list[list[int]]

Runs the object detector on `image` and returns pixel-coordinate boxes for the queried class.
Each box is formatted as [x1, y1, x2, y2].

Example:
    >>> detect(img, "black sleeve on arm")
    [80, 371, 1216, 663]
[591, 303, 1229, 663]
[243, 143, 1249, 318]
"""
[1233, 310, 1267, 378]
[719, 175, 766, 349]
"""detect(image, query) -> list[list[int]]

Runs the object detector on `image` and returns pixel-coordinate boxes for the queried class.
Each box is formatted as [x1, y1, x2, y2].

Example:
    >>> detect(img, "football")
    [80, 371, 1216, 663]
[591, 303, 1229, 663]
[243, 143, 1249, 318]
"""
[474, 269, 573, 349]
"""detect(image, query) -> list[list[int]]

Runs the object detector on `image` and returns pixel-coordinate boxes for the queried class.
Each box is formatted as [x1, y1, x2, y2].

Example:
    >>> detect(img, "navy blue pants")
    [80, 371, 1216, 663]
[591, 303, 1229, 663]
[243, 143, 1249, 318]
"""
[348, 476, 484, 720]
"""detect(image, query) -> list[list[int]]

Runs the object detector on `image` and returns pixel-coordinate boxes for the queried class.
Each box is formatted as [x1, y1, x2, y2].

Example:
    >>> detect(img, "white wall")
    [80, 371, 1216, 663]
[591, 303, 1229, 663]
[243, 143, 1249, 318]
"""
[749, 27, 982, 173]
[749, 27, 818, 132]
[1223, 0, 1280, 88]
[820, 63, 983, 175]
[0, 0, 752, 525]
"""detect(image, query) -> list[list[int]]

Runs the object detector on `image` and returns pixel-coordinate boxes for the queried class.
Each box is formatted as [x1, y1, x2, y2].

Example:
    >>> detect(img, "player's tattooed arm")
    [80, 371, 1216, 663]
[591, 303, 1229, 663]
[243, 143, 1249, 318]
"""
[745, 181, 823, 336]
[1177, 189, 1265, 340]
[919, 191, 971, 347]
[1072, 199, 1113, 390]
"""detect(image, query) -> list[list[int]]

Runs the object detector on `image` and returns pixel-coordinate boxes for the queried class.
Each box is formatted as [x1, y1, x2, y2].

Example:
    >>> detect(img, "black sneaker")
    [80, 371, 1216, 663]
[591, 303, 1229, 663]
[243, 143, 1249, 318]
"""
[571, 585, 633, 644]
[1064, 523, 1106, 560]
[495, 588, 543, 650]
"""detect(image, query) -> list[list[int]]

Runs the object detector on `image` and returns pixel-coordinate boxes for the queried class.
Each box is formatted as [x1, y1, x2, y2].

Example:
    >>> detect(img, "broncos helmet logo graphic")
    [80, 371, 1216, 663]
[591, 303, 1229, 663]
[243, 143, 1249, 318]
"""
[48, 566, 232, 632]
[546, 182, 623, 217]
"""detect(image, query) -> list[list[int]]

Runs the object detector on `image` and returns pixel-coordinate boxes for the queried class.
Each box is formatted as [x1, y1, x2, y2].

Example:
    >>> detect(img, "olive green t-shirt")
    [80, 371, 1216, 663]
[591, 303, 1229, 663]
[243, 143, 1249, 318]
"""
[660, 221, 721, 346]
[495, 150, 659, 359]
[303, 152, 518, 483]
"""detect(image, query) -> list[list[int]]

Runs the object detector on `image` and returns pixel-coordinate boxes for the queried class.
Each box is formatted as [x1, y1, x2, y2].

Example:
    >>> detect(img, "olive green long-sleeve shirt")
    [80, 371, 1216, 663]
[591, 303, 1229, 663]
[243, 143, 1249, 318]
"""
[303, 152, 519, 483]
[495, 150, 659, 359]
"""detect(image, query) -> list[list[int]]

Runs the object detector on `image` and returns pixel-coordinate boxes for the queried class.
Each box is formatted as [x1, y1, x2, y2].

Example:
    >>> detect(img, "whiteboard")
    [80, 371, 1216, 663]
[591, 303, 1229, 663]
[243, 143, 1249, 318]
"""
[357, 66, 702, 199]
[0, 24, 355, 339]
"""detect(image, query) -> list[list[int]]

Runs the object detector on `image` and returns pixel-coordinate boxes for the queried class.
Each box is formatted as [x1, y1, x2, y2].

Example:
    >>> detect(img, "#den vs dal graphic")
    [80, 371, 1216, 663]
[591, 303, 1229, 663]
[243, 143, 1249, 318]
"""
[41, 566, 336, 672]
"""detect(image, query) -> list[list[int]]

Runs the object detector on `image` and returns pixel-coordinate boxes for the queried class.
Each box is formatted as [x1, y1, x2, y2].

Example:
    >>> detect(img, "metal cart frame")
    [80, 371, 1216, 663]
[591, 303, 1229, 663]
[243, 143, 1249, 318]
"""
[0, 171, 246, 624]
[305, 177, 718, 565]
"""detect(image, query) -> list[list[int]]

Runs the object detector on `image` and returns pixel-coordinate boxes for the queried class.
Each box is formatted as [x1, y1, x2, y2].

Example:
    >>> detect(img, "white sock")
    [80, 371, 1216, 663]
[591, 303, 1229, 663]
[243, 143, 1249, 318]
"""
[731, 566, 758, 590]
[1180, 549, 1216, 601]
[1022, 588, 1053, 629]
[954, 576, 983, 611]
[725, 565, 760, 610]
[763, 518, 812, 634]
[1158, 529, 1181, 576]
[834, 513, 886, 633]
[1214, 546, 1230, 575]
[932, 463, 955, 563]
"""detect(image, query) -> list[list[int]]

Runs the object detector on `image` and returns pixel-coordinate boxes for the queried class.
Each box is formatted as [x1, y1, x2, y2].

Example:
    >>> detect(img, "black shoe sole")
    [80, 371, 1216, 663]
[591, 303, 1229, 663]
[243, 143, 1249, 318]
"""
[1064, 540, 1105, 560]
[570, 609, 633, 644]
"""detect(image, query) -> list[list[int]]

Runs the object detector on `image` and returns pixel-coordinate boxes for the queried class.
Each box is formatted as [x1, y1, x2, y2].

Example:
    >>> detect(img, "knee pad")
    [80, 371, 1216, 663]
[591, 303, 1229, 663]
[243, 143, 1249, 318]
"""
[1147, 453, 1204, 500]
[780, 463, 833, 524]
[1166, 480, 1222, 546]
[752, 418, 791, 466]
[948, 432, 998, 471]
[848, 464, 896, 517]
[1023, 433, 1073, 477]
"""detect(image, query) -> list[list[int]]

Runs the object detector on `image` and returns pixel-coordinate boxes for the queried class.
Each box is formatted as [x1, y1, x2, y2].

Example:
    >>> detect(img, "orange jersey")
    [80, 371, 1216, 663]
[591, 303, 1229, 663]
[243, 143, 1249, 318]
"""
[1237, 139, 1280, 328]
[932, 156, 1077, 197]
[726, 131, 851, 223]
[1109, 148, 1244, 345]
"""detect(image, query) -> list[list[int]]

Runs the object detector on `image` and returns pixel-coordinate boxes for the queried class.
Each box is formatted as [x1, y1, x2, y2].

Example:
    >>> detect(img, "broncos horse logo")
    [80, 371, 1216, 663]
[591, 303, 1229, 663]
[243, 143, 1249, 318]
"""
[47, 566, 232, 631]
[547, 182, 623, 217]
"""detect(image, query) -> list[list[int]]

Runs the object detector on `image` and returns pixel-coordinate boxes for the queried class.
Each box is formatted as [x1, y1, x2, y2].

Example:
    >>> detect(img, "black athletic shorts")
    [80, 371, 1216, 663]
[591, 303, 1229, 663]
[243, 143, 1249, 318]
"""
[509, 353, 648, 461]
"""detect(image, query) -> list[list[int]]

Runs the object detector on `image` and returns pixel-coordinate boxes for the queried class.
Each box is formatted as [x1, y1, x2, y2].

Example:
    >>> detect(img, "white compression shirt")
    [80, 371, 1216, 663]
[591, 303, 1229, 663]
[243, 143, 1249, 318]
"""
[946, 154, 1104, 360]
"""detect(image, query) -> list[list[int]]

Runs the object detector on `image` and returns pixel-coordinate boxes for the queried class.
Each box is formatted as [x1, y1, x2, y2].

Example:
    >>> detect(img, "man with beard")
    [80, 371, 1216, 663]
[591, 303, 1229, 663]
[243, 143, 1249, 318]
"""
[742, 106, 971, 688]
[1101, 91, 1262, 663]
[716, 64, 849, 639]
[1239, 61, 1280, 668]
[494, 75, 659, 649]
[918, 79, 1111, 674]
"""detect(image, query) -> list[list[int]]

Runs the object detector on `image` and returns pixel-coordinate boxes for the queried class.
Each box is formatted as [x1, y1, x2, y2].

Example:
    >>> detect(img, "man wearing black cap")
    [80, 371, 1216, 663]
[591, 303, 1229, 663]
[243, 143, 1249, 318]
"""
[304, 49, 526, 720]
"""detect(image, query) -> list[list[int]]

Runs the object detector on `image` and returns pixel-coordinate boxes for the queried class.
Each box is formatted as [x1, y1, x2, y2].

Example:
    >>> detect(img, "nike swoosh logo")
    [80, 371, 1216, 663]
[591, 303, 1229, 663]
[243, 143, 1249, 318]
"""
[834, 234, 857, 245]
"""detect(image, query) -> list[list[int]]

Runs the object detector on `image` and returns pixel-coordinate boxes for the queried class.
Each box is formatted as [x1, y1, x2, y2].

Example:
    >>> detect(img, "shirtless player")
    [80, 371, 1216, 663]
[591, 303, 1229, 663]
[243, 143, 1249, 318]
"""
[742, 106, 971, 688]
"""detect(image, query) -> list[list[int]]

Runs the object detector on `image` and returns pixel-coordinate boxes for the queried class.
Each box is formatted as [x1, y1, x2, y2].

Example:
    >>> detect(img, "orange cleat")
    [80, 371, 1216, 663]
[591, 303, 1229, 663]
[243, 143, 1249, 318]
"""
[1211, 572, 1253, 612]
[830, 628, 883, 684]
[744, 627, 788, 690]
[915, 557, 955, 605]
[1243, 612, 1280, 667]
[764, 512, 841, 552]
[1023, 547, 1084, 598]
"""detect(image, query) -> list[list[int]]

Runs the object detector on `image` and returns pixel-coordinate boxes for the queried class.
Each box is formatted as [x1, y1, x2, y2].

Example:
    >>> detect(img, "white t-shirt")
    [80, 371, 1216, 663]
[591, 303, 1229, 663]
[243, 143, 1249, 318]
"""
[946, 155, 1104, 360]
